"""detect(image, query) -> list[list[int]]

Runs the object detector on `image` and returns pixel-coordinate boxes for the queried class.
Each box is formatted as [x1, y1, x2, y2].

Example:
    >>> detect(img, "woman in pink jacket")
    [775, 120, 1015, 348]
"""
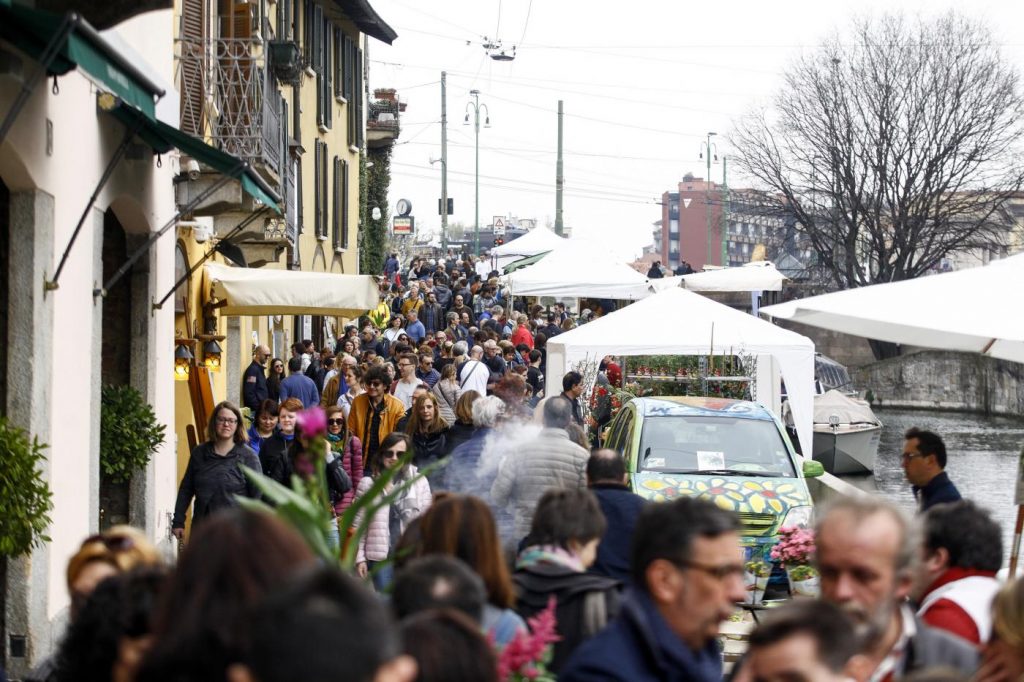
[325, 405, 362, 515]
[355, 431, 432, 592]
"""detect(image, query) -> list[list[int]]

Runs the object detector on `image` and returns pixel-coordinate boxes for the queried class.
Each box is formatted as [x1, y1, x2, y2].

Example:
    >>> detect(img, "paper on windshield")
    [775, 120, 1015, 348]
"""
[697, 451, 725, 470]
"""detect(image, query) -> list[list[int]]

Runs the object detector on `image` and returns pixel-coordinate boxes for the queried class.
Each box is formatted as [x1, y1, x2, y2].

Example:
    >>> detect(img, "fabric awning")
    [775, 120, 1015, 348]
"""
[0, 2, 164, 117]
[100, 95, 282, 210]
[503, 251, 551, 274]
[681, 261, 787, 292]
[205, 263, 379, 317]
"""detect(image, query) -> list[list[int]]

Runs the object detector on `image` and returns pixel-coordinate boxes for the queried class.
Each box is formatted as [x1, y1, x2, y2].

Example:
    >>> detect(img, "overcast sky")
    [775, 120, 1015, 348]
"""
[367, 0, 1024, 259]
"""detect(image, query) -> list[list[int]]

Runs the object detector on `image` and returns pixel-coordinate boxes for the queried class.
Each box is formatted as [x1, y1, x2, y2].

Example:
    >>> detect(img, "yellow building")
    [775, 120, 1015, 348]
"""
[170, 0, 397, 490]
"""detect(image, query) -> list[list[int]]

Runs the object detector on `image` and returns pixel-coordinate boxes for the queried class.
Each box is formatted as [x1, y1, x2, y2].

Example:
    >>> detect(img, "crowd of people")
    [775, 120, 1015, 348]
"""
[9, 253, 1023, 682]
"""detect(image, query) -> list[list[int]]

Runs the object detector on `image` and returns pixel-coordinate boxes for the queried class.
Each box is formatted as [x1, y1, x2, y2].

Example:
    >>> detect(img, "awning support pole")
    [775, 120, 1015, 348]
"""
[45, 114, 146, 291]
[0, 15, 75, 144]
[151, 207, 269, 312]
[95, 165, 243, 298]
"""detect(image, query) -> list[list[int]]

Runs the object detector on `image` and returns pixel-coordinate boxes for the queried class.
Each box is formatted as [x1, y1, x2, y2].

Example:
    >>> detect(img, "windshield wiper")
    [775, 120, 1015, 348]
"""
[674, 469, 787, 478]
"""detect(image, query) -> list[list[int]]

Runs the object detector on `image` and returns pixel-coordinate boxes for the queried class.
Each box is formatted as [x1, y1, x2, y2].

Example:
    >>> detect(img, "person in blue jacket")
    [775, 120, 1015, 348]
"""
[586, 449, 646, 584]
[560, 496, 746, 682]
[902, 427, 961, 512]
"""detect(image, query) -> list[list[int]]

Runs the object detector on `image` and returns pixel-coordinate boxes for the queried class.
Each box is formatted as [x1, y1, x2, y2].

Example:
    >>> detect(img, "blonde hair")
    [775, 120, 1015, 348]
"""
[993, 577, 1024, 651]
[66, 525, 161, 592]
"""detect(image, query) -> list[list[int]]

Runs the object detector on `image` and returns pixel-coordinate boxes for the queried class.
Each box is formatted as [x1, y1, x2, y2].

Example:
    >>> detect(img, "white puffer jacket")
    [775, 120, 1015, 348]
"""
[355, 466, 432, 563]
[491, 428, 589, 539]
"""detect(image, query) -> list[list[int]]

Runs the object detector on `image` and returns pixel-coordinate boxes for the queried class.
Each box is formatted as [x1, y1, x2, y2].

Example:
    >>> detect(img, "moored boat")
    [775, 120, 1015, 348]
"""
[811, 390, 882, 475]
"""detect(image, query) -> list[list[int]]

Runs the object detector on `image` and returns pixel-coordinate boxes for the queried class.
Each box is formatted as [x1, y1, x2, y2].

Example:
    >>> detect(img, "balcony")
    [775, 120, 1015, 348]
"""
[367, 97, 402, 149]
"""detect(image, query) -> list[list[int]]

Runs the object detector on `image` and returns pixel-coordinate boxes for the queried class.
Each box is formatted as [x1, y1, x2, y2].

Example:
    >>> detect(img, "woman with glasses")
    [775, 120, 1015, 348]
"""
[404, 393, 450, 478]
[513, 488, 620, 673]
[266, 358, 285, 401]
[354, 432, 432, 592]
[171, 401, 262, 540]
[324, 405, 362, 516]
[246, 399, 279, 456]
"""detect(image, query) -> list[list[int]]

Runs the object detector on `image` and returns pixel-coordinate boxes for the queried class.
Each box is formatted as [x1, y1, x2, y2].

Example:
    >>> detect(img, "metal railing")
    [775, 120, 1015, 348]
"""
[368, 99, 401, 131]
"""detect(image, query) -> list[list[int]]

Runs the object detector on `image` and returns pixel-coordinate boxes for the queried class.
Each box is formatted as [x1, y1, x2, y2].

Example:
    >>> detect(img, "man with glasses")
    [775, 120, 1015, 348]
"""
[560, 497, 745, 682]
[346, 364, 405, 462]
[415, 353, 440, 388]
[392, 353, 422, 410]
[902, 427, 961, 512]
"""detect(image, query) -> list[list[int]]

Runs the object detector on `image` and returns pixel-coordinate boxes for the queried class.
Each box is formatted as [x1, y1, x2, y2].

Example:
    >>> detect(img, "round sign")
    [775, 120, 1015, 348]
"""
[396, 198, 412, 216]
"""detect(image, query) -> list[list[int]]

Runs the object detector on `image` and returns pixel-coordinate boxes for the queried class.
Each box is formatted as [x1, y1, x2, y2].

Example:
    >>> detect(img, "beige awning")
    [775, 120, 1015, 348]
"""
[205, 263, 378, 317]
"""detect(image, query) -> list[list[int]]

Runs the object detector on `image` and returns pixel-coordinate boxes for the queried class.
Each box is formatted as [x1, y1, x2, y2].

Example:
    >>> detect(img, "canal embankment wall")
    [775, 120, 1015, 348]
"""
[851, 350, 1024, 416]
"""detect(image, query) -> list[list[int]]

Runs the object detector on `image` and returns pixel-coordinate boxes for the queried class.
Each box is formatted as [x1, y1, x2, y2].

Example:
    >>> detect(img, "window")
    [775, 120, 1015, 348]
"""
[316, 14, 332, 129]
[303, 0, 315, 64]
[174, 244, 190, 314]
[669, 218, 679, 236]
[334, 28, 344, 98]
[341, 34, 362, 147]
[314, 140, 328, 239]
[277, 0, 292, 40]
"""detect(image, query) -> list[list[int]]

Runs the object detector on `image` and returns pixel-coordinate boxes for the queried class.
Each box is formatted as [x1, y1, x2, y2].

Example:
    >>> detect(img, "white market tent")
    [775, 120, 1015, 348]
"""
[681, 261, 787, 292]
[759, 253, 1024, 364]
[545, 287, 817, 454]
[503, 239, 653, 300]
[205, 263, 378, 317]
[489, 226, 568, 273]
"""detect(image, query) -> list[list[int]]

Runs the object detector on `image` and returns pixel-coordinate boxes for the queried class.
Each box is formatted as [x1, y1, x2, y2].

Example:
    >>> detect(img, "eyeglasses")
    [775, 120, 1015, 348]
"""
[901, 452, 929, 461]
[81, 533, 135, 552]
[368, 380, 384, 387]
[674, 559, 746, 581]
[327, 418, 345, 426]
[216, 417, 238, 425]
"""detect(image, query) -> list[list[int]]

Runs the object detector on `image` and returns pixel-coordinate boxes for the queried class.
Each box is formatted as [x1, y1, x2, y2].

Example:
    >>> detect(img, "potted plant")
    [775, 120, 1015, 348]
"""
[769, 526, 818, 598]
[0, 418, 53, 557]
[788, 564, 821, 597]
[743, 560, 771, 605]
[99, 384, 166, 528]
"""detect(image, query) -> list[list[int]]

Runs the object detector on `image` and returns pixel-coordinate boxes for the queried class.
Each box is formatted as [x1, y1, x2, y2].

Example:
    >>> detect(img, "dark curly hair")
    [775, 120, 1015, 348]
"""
[55, 565, 169, 682]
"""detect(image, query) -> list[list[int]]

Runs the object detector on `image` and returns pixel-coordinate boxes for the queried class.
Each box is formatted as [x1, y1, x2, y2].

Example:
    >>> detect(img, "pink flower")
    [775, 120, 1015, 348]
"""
[296, 407, 327, 438]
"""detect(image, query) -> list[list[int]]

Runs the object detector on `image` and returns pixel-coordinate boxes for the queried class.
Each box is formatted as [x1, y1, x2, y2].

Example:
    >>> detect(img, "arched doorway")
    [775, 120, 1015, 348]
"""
[99, 208, 133, 527]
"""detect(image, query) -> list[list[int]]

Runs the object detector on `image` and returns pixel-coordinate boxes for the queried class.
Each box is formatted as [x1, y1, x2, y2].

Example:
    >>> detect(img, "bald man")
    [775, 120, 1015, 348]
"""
[243, 344, 271, 411]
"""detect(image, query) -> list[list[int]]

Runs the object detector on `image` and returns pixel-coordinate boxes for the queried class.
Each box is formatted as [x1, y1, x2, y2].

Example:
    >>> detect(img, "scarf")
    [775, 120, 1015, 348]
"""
[515, 544, 586, 573]
[365, 398, 386, 460]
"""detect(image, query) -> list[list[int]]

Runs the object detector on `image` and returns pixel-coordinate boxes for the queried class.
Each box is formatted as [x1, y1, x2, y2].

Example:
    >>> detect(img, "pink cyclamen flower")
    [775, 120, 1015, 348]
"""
[296, 406, 328, 438]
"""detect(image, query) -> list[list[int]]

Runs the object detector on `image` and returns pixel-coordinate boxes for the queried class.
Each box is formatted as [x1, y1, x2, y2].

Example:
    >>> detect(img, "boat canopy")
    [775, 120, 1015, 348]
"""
[813, 390, 880, 426]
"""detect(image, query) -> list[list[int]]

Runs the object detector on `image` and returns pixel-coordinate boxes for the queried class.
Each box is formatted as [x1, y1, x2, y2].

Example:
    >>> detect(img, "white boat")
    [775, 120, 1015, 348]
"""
[811, 390, 883, 475]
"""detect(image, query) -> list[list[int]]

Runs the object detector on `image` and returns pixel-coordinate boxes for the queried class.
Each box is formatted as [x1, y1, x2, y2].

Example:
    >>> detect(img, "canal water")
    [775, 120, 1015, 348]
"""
[842, 407, 1024, 560]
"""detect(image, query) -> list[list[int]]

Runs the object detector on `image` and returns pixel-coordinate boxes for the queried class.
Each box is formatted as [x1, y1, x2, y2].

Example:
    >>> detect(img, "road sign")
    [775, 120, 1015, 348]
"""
[493, 216, 506, 235]
[438, 198, 454, 215]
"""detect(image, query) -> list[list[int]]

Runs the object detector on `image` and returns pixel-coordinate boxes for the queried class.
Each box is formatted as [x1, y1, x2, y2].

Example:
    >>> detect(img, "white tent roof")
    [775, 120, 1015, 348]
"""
[681, 261, 787, 292]
[490, 225, 567, 258]
[545, 287, 816, 454]
[503, 240, 653, 300]
[760, 253, 1024, 363]
[205, 263, 378, 317]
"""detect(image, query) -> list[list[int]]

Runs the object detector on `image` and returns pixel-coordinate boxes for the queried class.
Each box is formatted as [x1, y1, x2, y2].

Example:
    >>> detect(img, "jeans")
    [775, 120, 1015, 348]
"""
[366, 560, 394, 593]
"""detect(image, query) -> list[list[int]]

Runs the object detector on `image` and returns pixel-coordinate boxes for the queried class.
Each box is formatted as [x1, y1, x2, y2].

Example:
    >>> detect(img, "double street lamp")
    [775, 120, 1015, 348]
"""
[464, 90, 490, 256]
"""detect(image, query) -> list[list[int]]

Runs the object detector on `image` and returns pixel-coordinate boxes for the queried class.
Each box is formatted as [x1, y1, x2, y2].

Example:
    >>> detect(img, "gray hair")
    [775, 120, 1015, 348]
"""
[815, 496, 920, 578]
[543, 396, 573, 430]
[471, 395, 505, 428]
[452, 340, 468, 357]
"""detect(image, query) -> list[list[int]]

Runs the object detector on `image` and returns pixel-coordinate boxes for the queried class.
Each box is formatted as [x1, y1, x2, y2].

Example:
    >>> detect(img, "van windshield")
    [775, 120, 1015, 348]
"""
[638, 415, 796, 477]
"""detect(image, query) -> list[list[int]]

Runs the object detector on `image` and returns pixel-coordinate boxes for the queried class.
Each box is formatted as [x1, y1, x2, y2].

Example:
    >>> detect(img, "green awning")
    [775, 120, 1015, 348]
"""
[100, 94, 282, 211]
[504, 251, 551, 274]
[0, 2, 164, 118]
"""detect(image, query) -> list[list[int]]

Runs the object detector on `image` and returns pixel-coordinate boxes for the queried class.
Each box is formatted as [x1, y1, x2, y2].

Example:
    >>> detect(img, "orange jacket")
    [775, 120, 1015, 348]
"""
[346, 392, 406, 458]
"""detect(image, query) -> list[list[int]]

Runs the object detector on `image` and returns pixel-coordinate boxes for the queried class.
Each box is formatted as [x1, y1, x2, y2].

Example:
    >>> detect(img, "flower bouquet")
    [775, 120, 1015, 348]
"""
[770, 526, 819, 598]
[787, 564, 821, 598]
[743, 561, 771, 605]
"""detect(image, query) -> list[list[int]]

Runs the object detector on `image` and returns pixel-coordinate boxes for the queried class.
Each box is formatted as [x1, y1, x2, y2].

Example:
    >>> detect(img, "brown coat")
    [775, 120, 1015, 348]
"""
[346, 392, 406, 458]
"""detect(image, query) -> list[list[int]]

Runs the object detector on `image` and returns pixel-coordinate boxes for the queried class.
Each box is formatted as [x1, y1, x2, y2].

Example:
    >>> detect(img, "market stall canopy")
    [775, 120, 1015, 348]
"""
[681, 261, 787, 292]
[490, 225, 567, 258]
[205, 263, 378, 317]
[759, 253, 1024, 364]
[545, 286, 816, 455]
[503, 240, 653, 300]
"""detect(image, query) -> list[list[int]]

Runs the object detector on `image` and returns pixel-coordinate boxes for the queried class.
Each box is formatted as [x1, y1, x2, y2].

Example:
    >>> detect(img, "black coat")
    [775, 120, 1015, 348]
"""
[514, 564, 621, 674]
[411, 427, 449, 469]
[589, 484, 647, 584]
[259, 433, 296, 487]
[172, 442, 262, 528]
[242, 360, 268, 412]
[914, 471, 962, 512]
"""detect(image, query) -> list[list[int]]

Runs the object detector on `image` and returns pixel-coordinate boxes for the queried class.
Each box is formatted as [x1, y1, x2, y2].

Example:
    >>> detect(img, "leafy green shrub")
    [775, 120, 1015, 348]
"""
[100, 384, 166, 484]
[0, 418, 54, 556]
[788, 564, 818, 581]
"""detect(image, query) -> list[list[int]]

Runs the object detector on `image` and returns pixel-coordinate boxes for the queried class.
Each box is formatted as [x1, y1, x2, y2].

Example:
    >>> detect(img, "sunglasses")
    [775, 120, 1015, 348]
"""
[368, 380, 384, 387]
[327, 418, 345, 426]
[381, 448, 406, 458]
[81, 533, 135, 552]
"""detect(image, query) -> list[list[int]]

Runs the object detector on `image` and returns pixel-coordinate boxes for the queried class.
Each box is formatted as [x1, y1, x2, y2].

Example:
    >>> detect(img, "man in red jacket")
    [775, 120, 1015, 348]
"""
[913, 500, 1002, 646]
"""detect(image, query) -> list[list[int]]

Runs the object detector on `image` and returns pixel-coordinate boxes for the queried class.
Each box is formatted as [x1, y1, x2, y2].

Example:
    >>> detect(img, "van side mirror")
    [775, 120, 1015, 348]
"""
[802, 460, 825, 478]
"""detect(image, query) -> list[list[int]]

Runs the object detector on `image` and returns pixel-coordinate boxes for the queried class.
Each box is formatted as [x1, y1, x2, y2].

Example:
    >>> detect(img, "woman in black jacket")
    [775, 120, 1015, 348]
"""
[171, 401, 262, 538]
[513, 488, 620, 674]
[405, 393, 450, 479]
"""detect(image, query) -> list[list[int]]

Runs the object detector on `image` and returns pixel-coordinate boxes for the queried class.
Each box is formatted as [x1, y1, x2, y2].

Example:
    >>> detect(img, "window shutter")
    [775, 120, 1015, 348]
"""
[303, 0, 314, 64]
[334, 29, 343, 98]
[341, 158, 349, 249]
[323, 22, 332, 129]
[313, 141, 322, 239]
[179, 0, 205, 135]
[319, 142, 329, 239]
[355, 44, 364, 147]
[332, 156, 342, 249]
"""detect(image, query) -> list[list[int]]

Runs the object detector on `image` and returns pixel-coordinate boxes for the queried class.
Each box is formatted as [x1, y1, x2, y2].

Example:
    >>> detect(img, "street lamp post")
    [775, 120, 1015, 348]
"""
[465, 90, 490, 257]
[699, 132, 718, 266]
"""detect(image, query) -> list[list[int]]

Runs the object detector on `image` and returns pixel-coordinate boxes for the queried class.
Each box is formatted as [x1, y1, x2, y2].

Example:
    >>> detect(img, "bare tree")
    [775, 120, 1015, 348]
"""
[732, 13, 1024, 293]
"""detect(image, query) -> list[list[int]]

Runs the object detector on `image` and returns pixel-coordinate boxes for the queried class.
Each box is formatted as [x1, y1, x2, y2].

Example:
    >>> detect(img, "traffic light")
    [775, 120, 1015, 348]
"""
[496, 237, 504, 246]
[493, 238, 499, 246]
